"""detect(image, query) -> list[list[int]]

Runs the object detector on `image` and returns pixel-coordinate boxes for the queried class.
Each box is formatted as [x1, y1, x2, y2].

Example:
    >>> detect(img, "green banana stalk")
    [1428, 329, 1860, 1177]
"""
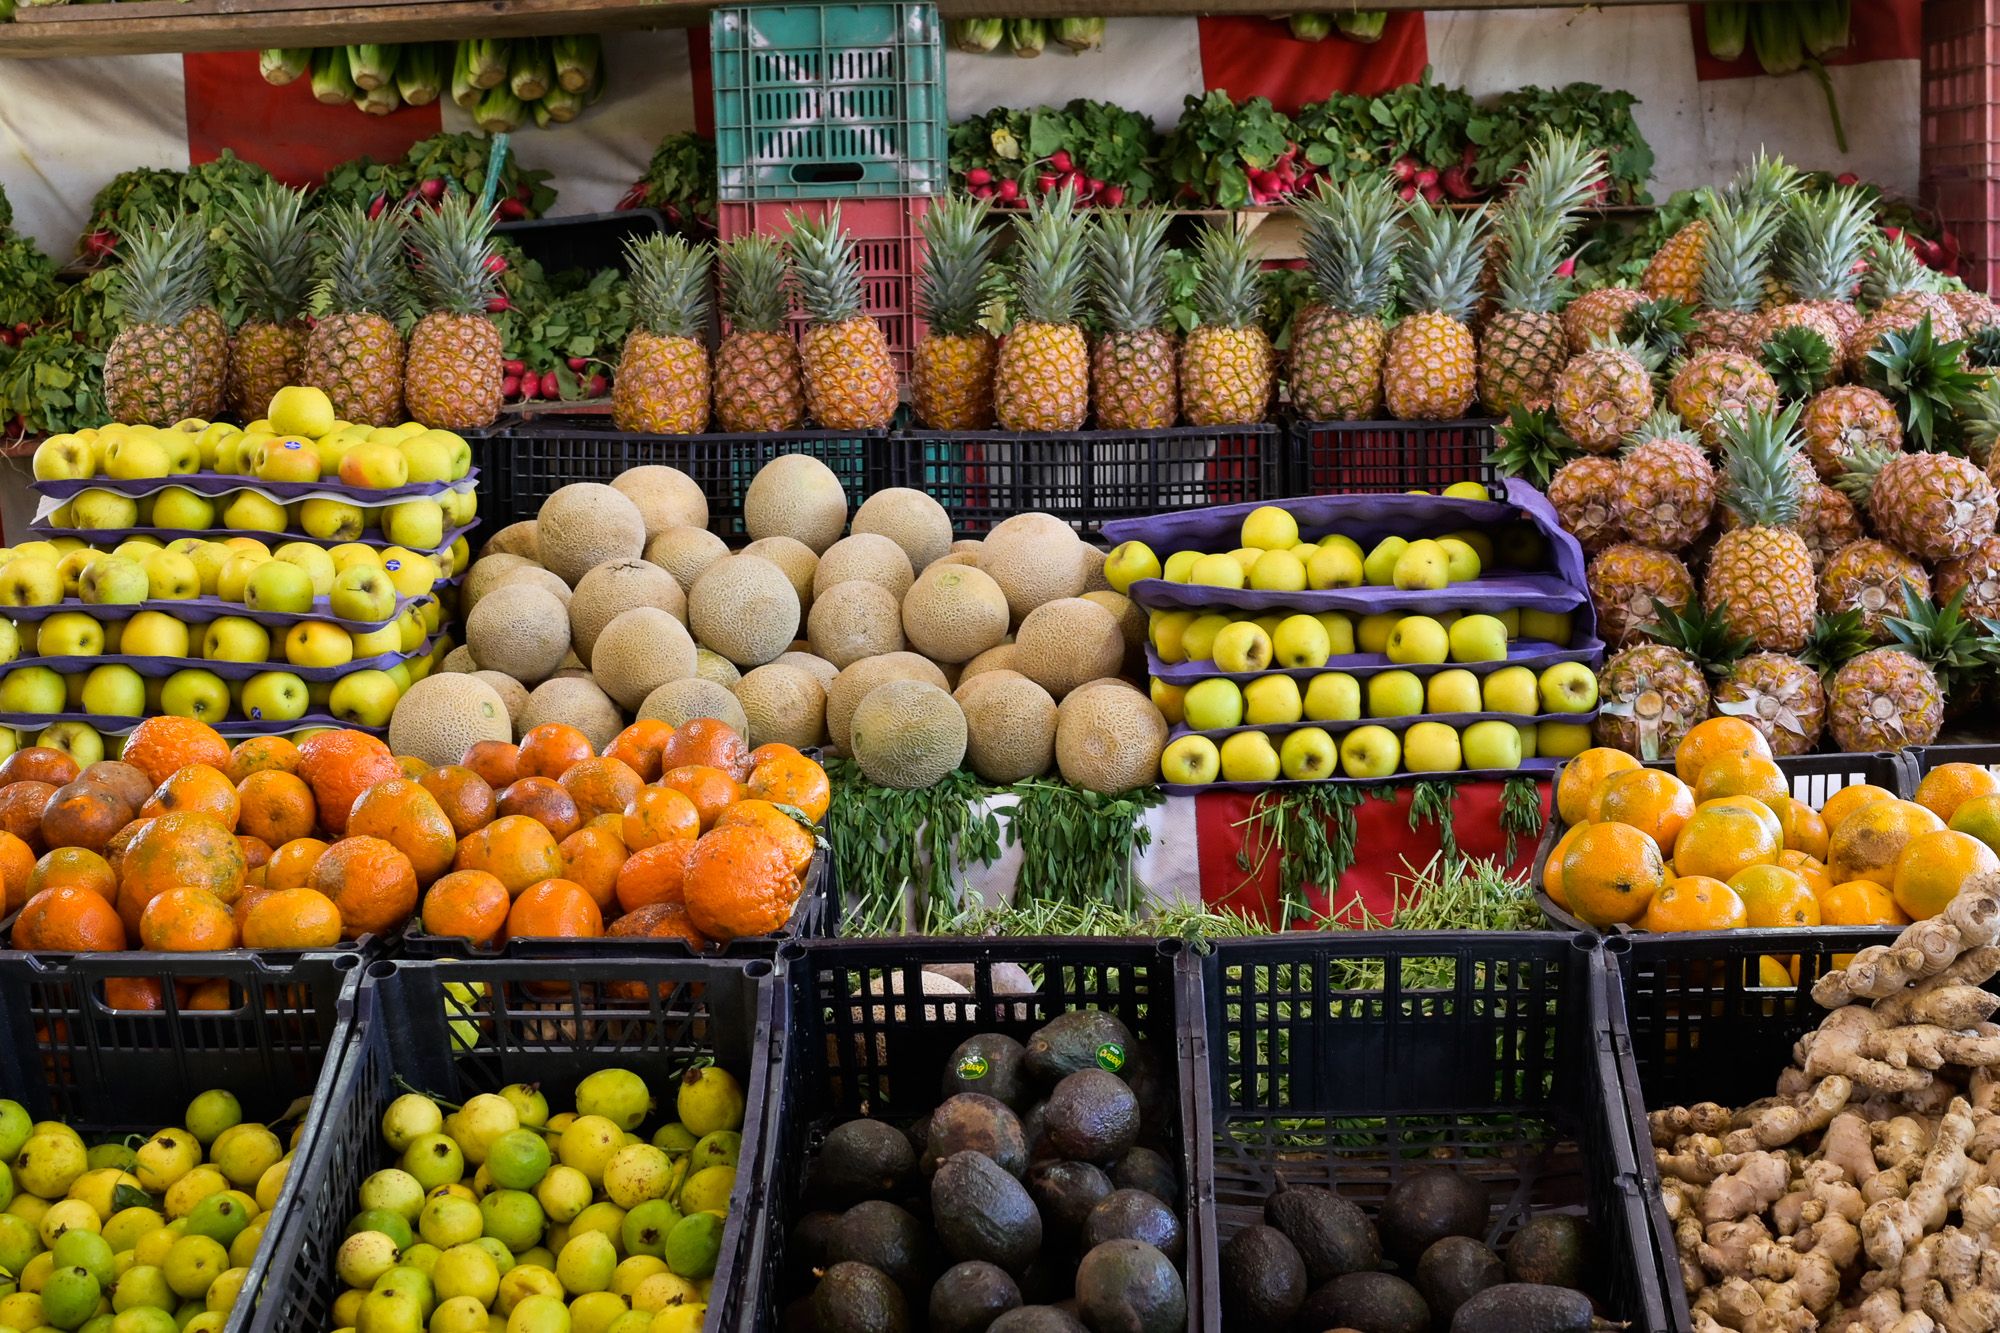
[354, 81, 402, 116]
[539, 84, 585, 123]
[259, 49, 311, 85]
[1705, 2, 1748, 61]
[1288, 13, 1332, 39]
[346, 43, 400, 91]
[451, 41, 482, 109]
[1750, 3, 1804, 74]
[1054, 16, 1103, 51]
[952, 18, 1005, 52]
[509, 37, 554, 101]
[310, 47, 360, 106]
[1333, 10, 1386, 41]
[552, 34, 600, 92]
[466, 39, 511, 89]
[397, 43, 443, 107]
[474, 85, 525, 133]
[1009, 18, 1046, 55]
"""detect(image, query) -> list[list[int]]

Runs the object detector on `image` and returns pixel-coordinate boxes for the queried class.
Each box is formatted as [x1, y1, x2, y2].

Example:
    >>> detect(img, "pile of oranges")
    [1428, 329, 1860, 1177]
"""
[0, 713, 827, 1001]
[1544, 716, 2000, 934]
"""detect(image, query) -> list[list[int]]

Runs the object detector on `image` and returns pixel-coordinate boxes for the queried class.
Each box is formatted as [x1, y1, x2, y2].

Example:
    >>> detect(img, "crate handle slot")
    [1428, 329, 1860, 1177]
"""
[789, 162, 869, 184]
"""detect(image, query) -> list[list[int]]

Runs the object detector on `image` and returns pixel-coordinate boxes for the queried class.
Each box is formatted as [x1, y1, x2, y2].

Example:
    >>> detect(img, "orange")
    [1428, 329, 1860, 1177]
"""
[1673, 804, 1782, 883]
[313, 836, 419, 940]
[0, 748, 80, 789]
[1777, 850, 1833, 899]
[1675, 716, 1772, 787]
[118, 717, 232, 788]
[747, 754, 831, 824]
[1819, 879, 1907, 927]
[506, 878, 603, 940]
[239, 887, 343, 949]
[1730, 864, 1820, 928]
[347, 779, 459, 886]
[1639, 876, 1745, 932]
[463, 741, 521, 790]
[240, 833, 273, 887]
[78, 761, 152, 811]
[420, 870, 511, 947]
[1828, 799, 1947, 887]
[560, 757, 644, 824]
[28, 848, 116, 902]
[497, 777, 582, 842]
[102, 820, 147, 881]
[606, 902, 710, 952]
[1787, 803, 1829, 861]
[559, 826, 625, 911]
[117, 812, 248, 935]
[1557, 749, 1642, 826]
[1693, 753, 1788, 807]
[104, 978, 164, 1011]
[184, 979, 233, 1010]
[1699, 795, 1784, 845]
[0, 783, 56, 854]
[683, 825, 800, 941]
[1916, 762, 2000, 825]
[1951, 793, 2000, 858]
[40, 780, 134, 853]
[295, 730, 404, 836]
[1892, 829, 2000, 921]
[661, 766, 748, 833]
[605, 721, 676, 783]
[1542, 823, 1587, 910]
[516, 724, 595, 782]
[139, 886, 239, 951]
[237, 770, 317, 848]
[749, 743, 807, 768]
[615, 841, 698, 913]
[225, 736, 300, 785]
[454, 815, 565, 896]
[716, 800, 817, 876]
[396, 755, 432, 779]
[661, 719, 753, 782]
[417, 766, 497, 839]
[1819, 783, 1897, 836]
[19, 885, 126, 952]
[0, 831, 33, 914]
[623, 786, 701, 851]
[1559, 821, 1666, 927]
[266, 838, 330, 893]
[232, 887, 272, 931]
[1590, 769, 1696, 851]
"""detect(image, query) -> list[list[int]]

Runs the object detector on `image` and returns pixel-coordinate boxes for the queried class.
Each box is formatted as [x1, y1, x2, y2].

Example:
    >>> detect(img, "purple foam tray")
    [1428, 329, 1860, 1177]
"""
[1166, 708, 1598, 747]
[25, 517, 479, 558]
[6, 587, 440, 632]
[1129, 570, 1586, 617]
[18, 636, 444, 683]
[0, 711, 387, 738]
[1146, 636, 1608, 685]
[33, 469, 478, 503]
[1162, 755, 1564, 793]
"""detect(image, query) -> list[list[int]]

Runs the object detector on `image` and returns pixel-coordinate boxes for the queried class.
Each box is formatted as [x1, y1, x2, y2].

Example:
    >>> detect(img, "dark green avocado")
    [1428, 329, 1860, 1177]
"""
[1416, 1236, 1506, 1324]
[1082, 1189, 1182, 1267]
[1044, 1070, 1139, 1163]
[929, 1260, 1023, 1333]
[931, 1149, 1043, 1275]
[1218, 1225, 1306, 1330]
[926, 1093, 1030, 1179]
[1027, 1159, 1114, 1243]
[1379, 1169, 1488, 1267]
[1109, 1148, 1176, 1204]
[988, 1308, 1089, 1333]
[814, 1262, 911, 1333]
[819, 1119, 917, 1206]
[943, 1034, 1032, 1110]
[827, 1200, 935, 1297]
[1506, 1215, 1590, 1289]
[1024, 1010, 1137, 1086]
[1264, 1185, 1380, 1282]
[1074, 1240, 1185, 1333]
[1297, 1271, 1429, 1333]
[1450, 1283, 1612, 1333]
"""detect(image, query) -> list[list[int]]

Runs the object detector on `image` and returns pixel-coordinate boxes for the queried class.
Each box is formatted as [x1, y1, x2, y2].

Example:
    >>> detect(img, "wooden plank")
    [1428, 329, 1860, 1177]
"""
[13, 0, 469, 27]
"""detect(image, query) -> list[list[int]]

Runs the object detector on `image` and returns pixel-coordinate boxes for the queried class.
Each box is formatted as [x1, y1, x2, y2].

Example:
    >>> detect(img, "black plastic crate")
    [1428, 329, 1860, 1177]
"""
[1906, 742, 2000, 777]
[468, 427, 888, 534]
[885, 425, 1284, 538]
[1531, 751, 1916, 934]
[1292, 419, 1500, 496]
[495, 208, 668, 275]
[249, 955, 781, 1333]
[740, 938, 1205, 1333]
[1198, 932, 1670, 1333]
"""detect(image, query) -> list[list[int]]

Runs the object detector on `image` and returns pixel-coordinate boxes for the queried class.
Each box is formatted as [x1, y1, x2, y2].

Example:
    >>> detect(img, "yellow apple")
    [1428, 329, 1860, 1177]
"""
[202, 617, 272, 664]
[1443, 480, 1490, 501]
[1448, 615, 1509, 663]
[1303, 672, 1360, 722]
[349, 623, 402, 657]
[0, 666, 66, 714]
[384, 500, 445, 551]
[1248, 549, 1306, 593]
[1481, 665, 1541, 716]
[1537, 721, 1592, 759]
[1496, 524, 1547, 569]
[1305, 544, 1363, 590]
[1425, 668, 1483, 715]
[36, 612, 104, 658]
[339, 442, 410, 490]
[1239, 506, 1300, 552]
[1386, 616, 1449, 666]
[143, 550, 201, 601]
[77, 556, 147, 606]
[245, 561, 315, 615]
[1188, 554, 1246, 590]
[0, 557, 63, 608]
[1218, 731, 1280, 783]
[103, 435, 171, 480]
[395, 609, 426, 653]
[1149, 610, 1196, 664]
[1403, 721, 1463, 773]
[160, 432, 200, 475]
[380, 550, 439, 598]
[222, 491, 290, 534]
[1242, 675, 1302, 725]
[32, 435, 95, 482]
[1461, 719, 1523, 770]
[1356, 611, 1401, 655]
[284, 621, 355, 669]
[224, 536, 274, 558]
[1161, 551, 1202, 584]
[274, 543, 337, 597]
[150, 486, 217, 532]
[255, 437, 323, 484]
[80, 664, 144, 717]
[1361, 537, 1408, 586]
[1182, 678, 1244, 731]
[268, 386, 336, 439]
[1315, 612, 1355, 656]
[195, 422, 241, 469]
[37, 721, 102, 766]
[1435, 538, 1482, 583]
[1366, 670, 1424, 718]
[55, 549, 96, 599]
[120, 611, 190, 659]
[1278, 727, 1337, 781]
[1148, 678, 1187, 725]
[396, 434, 455, 485]
[1339, 725, 1401, 779]
[1212, 623, 1272, 674]
[329, 669, 400, 727]
[240, 671, 310, 724]
[438, 487, 478, 529]
[216, 553, 270, 604]
[330, 544, 384, 576]
[1271, 615, 1331, 670]
[1519, 608, 1573, 646]
[1392, 539, 1451, 591]
[300, 498, 366, 543]
[1103, 541, 1161, 593]
[183, 542, 234, 596]
[161, 668, 229, 723]
[69, 489, 140, 532]
[1538, 662, 1600, 714]
[1159, 735, 1220, 786]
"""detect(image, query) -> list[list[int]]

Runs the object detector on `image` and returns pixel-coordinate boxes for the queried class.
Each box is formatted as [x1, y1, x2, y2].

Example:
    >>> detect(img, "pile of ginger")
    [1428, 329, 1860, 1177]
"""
[1650, 873, 2000, 1333]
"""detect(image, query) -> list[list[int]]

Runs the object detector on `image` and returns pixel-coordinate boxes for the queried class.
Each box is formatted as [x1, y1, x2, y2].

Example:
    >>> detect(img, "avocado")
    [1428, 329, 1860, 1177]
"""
[828, 1200, 935, 1296]
[1297, 1271, 1429, 1333]
[1082, 1189, 1183, 1267]
[926, 1094, 1030, 1179]
[932, 1149, 1043, 1275]
[1018, 1249, 1082, 1306]
[930, 1261, 1023, 1333]
[1416, 1237, 1505, 1323]
[1218, 1225, 1306, 1330]
[1025, 1010, 1137, 1086]
[1378, 1169, 1488, 1266]
[815, 1262, 911, 1333]
[1118, 1043, 1176, 1145]
[1027, 1159, 1114, 1244]
[1022, 1100, 1052, 1161]
[1074, 1240, 1185, 1333]
[784, 1298, 816, 1333]
[820, 1119, 918, 1206]
[1044, 1070, 1139, 1163]
[1264, 1186, 1380, 1283]
[945, 1034, 1032, 1111]
[908, 1114, 934, 1159]
[1450, 1283, 1608, 1333]
[1506, 1216, 1590, 1289]
[1109, 1148, 1176, 1205]
[791, 1209, 843, 1279]
[988, 1308, 1088, 1333]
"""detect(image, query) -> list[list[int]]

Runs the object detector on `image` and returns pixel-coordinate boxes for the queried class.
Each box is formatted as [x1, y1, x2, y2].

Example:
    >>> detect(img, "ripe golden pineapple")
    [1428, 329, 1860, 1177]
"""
[1802, 484, 1865, 571]
[911, 195, 999, 430]
[713, 236, 806, 433]
[1828, 646, 1942, 750]
[1592, 643, 1710, 760]
[405, 194, 504, 431]
[1479, 132, 1601, 414]
[613, 234, 713, 435]
[996, 188, 1090, 432]
[103, 214, 207, 427]
[1935, 535, 2000, 619]
[182, 304, 230, 422]
[1384, 198, 1486, 420]
[1554, 344, 1653, 453]
[788, 207, 898, 430]
[1612, 410, 1713, 549]
[1689, 197, 1781, 357]
[1715, 651, 1828, 756]
[1641, 151, 1798, 305]
[1946, 290, 2000, 335]
[1702, 405, 1818, 652]
[1587, 542, 1693, 647]
[1088, 208, 1178, 429]
[1819, 538, 1930, 641]
[1180, 224, 1274, 426]
[1547, 455, 1625, 554]
[1750, 187, 1870, 355]
[1836, 442, 1999, 564]
[1848, 238, 1964, 377]
[301, 204, 408, 427]
[1563, 287, 1645, 356]
[1800, 384, 1900, 479]
[1290, 179, 1401, 421]
[1666, 351, 1778, 447]
[224, 181, 314, 421]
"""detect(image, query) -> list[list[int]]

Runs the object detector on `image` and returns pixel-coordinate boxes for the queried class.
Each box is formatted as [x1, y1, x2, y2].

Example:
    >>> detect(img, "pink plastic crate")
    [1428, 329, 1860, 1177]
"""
[1924, 0, 2000, 293]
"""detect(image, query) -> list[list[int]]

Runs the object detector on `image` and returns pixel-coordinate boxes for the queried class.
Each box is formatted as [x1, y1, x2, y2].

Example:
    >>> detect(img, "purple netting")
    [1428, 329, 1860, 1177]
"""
[33, 470, 478, 504]
[1145, 636, 1607, 685]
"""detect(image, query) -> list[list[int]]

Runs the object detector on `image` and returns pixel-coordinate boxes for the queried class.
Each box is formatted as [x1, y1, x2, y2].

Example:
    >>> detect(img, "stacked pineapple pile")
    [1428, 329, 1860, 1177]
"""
[1507, 154, 2000, 761]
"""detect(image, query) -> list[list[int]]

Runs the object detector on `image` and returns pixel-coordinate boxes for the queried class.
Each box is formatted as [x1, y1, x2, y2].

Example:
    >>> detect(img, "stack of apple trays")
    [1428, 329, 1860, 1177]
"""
[9, 414, 481, 758]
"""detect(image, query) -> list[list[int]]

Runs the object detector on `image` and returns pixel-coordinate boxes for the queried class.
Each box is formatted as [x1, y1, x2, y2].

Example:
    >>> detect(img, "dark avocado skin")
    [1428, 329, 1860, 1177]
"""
[1506, 1215, 1590, 1289]
[926, 1093, 1030, 1179]
[944, 1034, 1032, 1110]
[1024, 1011, 1137, 1085]
[932, 1149, 1043, 1275]
[1218, 1224, 1307, 1330]
[815, 1262, 911, 1333]
[1082, 1189, 1183, 1267]
[1449, 1283, 1598, 1333]
[1028, 1159, 1114, 1243]
[1264, 1186, 1382, 1283]
[1074, 1239, 1186, 1333]
[930, 1261, 1023, 1333]
[1416, 1236, 1506, 1324]
[819, 1119, 918, 1206]
[828, 1200, 935, 1296]
[791, 1210, 842, 1279]
[1379, 1169, 1489, 1267]
[1044, 1070, 1139, 1162]
[1109, 1148, 1176, 1204]
[1298, 1271, 1430, 1333]
[989, 1308, 1089, 1333]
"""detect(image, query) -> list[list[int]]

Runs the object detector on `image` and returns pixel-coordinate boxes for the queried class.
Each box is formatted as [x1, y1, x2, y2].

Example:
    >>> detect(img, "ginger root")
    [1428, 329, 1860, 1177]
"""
[1862, 1099, 1977, 1270]
[1729, 1077, 1858, 1153]
[1704, 1152, 1795, 1224]
[1804, 1007, 1936, 1094]
[1815, 878, 2000, 1009]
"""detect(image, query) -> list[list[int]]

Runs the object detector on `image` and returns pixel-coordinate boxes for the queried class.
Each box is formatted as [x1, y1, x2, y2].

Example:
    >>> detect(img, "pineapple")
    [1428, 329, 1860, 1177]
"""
[1290, 179, 1401, 421]
[1563, 286, 1645, 356]
[1689, 197, 1782, 356]
[405, 194, 504, 431]
[1848, 238, 1964, 377]
[1179, 224, 1274, 426]
[1800, 384, 1900, 479]
[301, 204, 408, 427]
[1857, 312, 1984, 453]
[1823, 587, 1983, 749]
[1667, 351, 1778, 447]
[1934, 535, 2000, 620]
[1592, 643, 1711, 760]
[1802, 484, 1866, 572]
[1752, 187, 1870, 353]
[788, 207, 898, 430]
[1545, 454, 1625, 554]
[1836, 441, 2000, 564]
[1946, 290, 2000, 335]
[1587, 542, 1694, 648]
[1622, 296, 1700, 365]
[1492, 404, 1581, 490]
[911, 195, 1000, 431]
[1384, 198, 1487, 420]
[1553, 340, 1654, 453]
[995, 188, 1090, 432]
[713, 236, 806, 434]
[613, 234, 712, 435]
[1612, 410, 1714, 549]
[102, 214, 207, 427]
[1702, 405, 1818, 652]
[1088, 208, 1178, 430]
[181, 229, 229, 421]
[1649, 599, 1829, 756]
[224, 180, 314, 422]
[1479, 132, 1601, 414]
[1818, 538, 1931, 641]
[1758, 324, 1838, 403]
[1640, 152, 1800, 304]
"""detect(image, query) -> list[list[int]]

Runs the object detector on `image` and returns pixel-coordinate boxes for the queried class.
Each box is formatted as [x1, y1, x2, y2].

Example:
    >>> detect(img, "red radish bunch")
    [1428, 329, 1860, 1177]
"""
[615, 182, 649, 211]
[1243, 143, 1309, 205]
[81, 230, 117, 259]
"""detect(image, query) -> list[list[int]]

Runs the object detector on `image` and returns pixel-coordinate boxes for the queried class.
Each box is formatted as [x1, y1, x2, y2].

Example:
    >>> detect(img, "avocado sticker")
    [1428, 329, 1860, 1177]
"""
[1095, 1043, 1126, 1073]
[956, 1054, 990, 1080]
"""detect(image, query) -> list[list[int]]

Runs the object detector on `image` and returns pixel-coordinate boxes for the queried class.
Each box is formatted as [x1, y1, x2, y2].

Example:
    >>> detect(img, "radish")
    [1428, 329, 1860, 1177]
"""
[420, 178, 446, 201]
[588, 374, 608, 396]
[1556, 256, 1576, 277]
[1100, 185, 1125, 206]
[498, 198, 528, 220]
[1462, 143, 1478, 166]
[486, 297, 512, 313]
[1836, 172, 1860, 186]
[965, 167, 993, 186]
[1420, 181, 1443, 204]
[1391, 155, 1420, 183]
[366, 196, 389, 221]
[997, 178, 1020, 202]
[969, 183, 995, 199]
[1252, 170, 1281, 194]
[516, 182, 533, 201]
[13, 325, 28, 339]
[501, 375, 520, 399]
[1037, 175, 1058, 194]
[484, 256, 509, 274]
[1441, 165, 1480, 202]
[1414, 168, 1439, 189]
[568, 357, 589, 372]
[1085, 178, 1105, 196]
[1398, 184, 1418, 201]
[520, 374, 541, 399]
[1050, 149, 1073, 173]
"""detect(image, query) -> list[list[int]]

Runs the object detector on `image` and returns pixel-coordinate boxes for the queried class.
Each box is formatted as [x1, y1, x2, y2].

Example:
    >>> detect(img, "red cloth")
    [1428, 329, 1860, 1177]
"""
[1195, 14, 1429, 115]
[688, 25, 715, 138]
[1193, 781, 1551, 928]
[183, 52, 442, 188]
[1686, 0, 1919, 81]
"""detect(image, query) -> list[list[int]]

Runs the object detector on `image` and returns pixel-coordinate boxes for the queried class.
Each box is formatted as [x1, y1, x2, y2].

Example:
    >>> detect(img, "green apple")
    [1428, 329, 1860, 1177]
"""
[331, 543, 384, 576]
[1180, 614, 1232, 663]
[69, 488, 140, 532]
[300, 498, 366, 542]
[1159, 735, 1220, 786]
[1435, 537, 1482, 583]
[255, 437, 323, 484]
[1538, 662, 1599, 714]
[0, 622, 18, 667]
[1182, 678, 1245, 731]
[1461, 719, 1523, 770]
[350, 623, 402, 657]
[383, 663, 413, 698]
[396, 434, 455, 485]
[37, 721, 102, 767]
[161, 669, 230, 723]
[195, 423, 241, 469]
[1239, 506, 1299, 552]
[395, 609, 426, 653]
[0, 666, 66, 714]
[160, 432, 200, 474]
[434, 431, 473, 481]
[143, 550, 201, 600]
[269, 386, 336, 439]
[381, 551, 440, 598]
[150, 487, 217, 531]
[55, 548, 97, 599]
[1188, 554, 1245, 590]
[77, 555, 147, 606]
[1366, 670, 1424, 718]
[384, 500, 445, 552]
[1355, 612, 1398, 656]
[245, 561, 314, 615]
[1305, 544, 1362, 590]
[0, 557, 63, 608]
[202, 617, 272, 664]
[1212, 623, 1272, 674]
[1315, 612, 1355, 656]
[1339, 725, 1401, 779]
[1103, 541, 1161, 593]
[1271, 615, 1331, 669]
[1392, 539, 1451, 591]
[37, 612, 103, 658]
[1538, 721, 1592, 759]
[284, 621, 356, 669]
[1494, 523, 1546, 569]
[1278, 727, 1336, 781]
[1161, 551, 1201, 584]
[1303, 672, 1360, 722]
[339, 442, 411, 490]
[216, 553, 269, 604]
[33, 435, 95, 482]
[1448, 615, 1509, 663]
[1445, 529, 1495, 566]
[241, 671, 310, 724]
[438, 487, 479, 529]
[80, 664, 144, 717]
[1149, 610, 1196, 665]
[121, 611, 191, 659]
[1516, 724, 1538, 758]
[103, 435, 171, 480]
[1402, 721, 1463, 773]
[1247, 549, 1306, 593]
[414, 596, 442, 634]
[275, 544, 337, 598]
[1148, 678, 1186, 725]
[1242, 675, 1302, 725]
[330, 670, 400, 727]
[1494, 607, 1521, 638]
[1443, 481, 1490, 500]
[1426, 668, 1483, 715]
[1518, 608, 1573, 646]
[1218, 731, 1280, 783]
[1361, 537, 1408, 587]
[1386, 616, 1449, 666]
[222, 491, 290, 534]
[1481, 665, 1541, 716]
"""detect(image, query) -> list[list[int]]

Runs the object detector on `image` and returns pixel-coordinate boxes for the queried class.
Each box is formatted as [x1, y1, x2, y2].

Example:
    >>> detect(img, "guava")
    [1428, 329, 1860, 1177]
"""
[180, 1094, 239, 1149]
[498, 1086, 549, 1129]
[476, 1192, 543, 1257]
[358, 1171, 425, 1223]
[554, 1231, 616, 1295]
[575, 1071, 652, 1133]
[416, 1197, 481, 1252]
[380, 1097, 444, 1154]
[431, 1245, 498, 1307]
[483, 1133, 551, 1194]
[619, 1202, 680, 1261]
[602, 1146, 671, 1211]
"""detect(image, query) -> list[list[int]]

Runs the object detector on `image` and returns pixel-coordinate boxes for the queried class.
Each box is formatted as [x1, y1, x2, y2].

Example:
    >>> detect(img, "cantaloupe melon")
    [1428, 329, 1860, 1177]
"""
[955, 672, 1056, 783]
[852, 488, 953, 576]
[735, 663, 827, 750]
[1081, 589, 1147, 677]
[774, 651, 839, 692]
[744, 453, 848, 554]
[645, 526, 730, 594]
[466, 584, 571, 684]
[807, 580, 906, 668]
[849, 681, 966, 788]
[1055, 684, 1167, 795]
[592, 606, 698, 710]
[612, 465, 707, 538]
[439, 645, 479, 673]
[689, 554, 800, 667]
[638, 677, 751, 738]
[951, 539, 983, 555]
[812, 533, 914, 600]
[388, 673, 512, 770]
[490, 564, 573, 608]
[826, 652, 949, 752]
[536, 483, 648, 585]
[520, 676, 624, 751]
[695, 648, 741, 689]
[902, 565, 1009, 664]
[742, 536, 820, 612]
[471, 670, 531, 734]
[482, 521, 539, 561]
[980, 514, 1087, 621]
[960, 642, 1019, 681]
[1012, 598, 1125, 699]
[464, 553, 538, 608]
[569, 558, 688, 663]
[1079, 545, 1111, 593]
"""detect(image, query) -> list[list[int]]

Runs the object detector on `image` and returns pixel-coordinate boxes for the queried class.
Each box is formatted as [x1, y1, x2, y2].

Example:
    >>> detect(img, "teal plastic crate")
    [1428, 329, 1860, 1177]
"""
[711, 1, 947, 200]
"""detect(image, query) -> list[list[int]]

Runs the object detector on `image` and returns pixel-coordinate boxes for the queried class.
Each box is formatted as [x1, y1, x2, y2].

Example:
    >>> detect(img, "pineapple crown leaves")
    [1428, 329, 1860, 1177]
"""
[224, 179, 314, 325]
[1760, 324, 1837, 402]
[1491, 403, 1579, 489]
[1295, 175, 1403, 318]
[1964, 376, 2000, 468]
[1620, 296, 1699, 362]
[1861, 312, 1983, 452]
[784, 206, 869, 326]
[1007, 184, 1090, 328]
[916, 193, 1001, 338]
[1970, 324, 2000, 370]
[1088, 206, 1173, 335]
[1400, 196, 1488, 322]
[112, 211, 208, 329]
[625, 233, 712, 341]
[1584, 330, 1665, 375]
[1699, 197, 1784, 314]
[1776, 186, 1872, 303]
[1506, 129, 1607, 222]
[1715, 402, 1809, 529]
[1799, 609, 1874, 672]
[405, 193, 501, 318]
[1619, 406, 1700, 453]
[1493, 131, 1603, 315]
[1882, 584, 1997, 698]
[1640, 599, 1754, 677]
[310, 203, 408, 320]
[1860, 233, 1934, 309]
[1719, 149, 1803, 212]
[716, 235, 792, 334]
[1189, 222, 1263, 331]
